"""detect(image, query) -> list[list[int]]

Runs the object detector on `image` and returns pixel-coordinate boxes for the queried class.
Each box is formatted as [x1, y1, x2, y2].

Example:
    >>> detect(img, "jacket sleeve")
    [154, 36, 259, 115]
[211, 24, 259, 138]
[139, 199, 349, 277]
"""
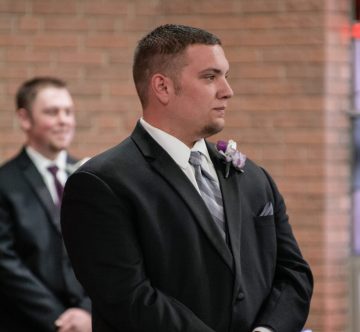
[61, 171, 215, 332]
[253, 168, 313, 332]
[0, 192, 66, 332]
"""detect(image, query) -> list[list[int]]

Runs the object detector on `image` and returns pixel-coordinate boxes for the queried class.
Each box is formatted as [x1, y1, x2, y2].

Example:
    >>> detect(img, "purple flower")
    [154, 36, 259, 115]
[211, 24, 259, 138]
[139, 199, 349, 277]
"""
[216, 140, 228, 153]
[216, 140, 246, 177]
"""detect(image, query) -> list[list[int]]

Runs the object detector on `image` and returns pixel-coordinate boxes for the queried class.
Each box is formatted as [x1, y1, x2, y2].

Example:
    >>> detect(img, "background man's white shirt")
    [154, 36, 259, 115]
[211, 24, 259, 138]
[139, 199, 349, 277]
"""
[26, 146, 68, 205]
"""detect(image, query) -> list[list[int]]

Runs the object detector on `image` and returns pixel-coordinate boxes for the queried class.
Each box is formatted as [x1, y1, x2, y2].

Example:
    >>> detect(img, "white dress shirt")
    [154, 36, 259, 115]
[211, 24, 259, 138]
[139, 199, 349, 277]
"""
[140, 119, 272, 332]
[140, 118, 219, 193]
[26, 146, 68, 205]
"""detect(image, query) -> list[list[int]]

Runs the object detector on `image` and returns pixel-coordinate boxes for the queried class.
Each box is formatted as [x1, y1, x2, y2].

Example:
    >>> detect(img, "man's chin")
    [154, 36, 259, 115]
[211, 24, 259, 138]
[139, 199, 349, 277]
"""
[201, 122, 224, 138]
[50, 142, 71, 152]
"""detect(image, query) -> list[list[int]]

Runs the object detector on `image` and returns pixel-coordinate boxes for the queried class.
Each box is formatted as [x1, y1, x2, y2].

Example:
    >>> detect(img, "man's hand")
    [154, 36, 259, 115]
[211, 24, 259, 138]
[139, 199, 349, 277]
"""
[55, 308, 91, 332]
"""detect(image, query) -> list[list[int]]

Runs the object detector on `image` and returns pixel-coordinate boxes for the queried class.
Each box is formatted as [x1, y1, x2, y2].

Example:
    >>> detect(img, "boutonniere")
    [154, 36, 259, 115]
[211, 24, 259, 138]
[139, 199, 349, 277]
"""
[65, 157, 90, 174]
[216, 140, 246, 178]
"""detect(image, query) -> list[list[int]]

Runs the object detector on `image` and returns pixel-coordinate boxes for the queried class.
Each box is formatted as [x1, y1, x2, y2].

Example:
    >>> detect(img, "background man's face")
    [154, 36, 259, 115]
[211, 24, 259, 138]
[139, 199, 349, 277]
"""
[21, 86, 76, 157]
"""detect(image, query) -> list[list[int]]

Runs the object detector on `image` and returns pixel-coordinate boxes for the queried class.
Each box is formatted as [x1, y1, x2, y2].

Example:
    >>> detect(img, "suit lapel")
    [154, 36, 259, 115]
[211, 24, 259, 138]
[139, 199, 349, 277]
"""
[207, 143, 244, 292]
[131, 123, 234, 273]
[17, 149, 61, 233]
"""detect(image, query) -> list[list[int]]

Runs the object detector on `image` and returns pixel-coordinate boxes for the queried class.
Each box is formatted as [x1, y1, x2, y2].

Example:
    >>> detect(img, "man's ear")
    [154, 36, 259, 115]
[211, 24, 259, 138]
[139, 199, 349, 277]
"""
[150, 74, 173, 105]
[17, 108, 32, 131]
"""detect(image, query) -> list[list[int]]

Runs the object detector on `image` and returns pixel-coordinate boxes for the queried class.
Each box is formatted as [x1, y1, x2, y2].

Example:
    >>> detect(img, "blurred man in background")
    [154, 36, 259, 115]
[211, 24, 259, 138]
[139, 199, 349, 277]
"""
[0, 77, 91, 332]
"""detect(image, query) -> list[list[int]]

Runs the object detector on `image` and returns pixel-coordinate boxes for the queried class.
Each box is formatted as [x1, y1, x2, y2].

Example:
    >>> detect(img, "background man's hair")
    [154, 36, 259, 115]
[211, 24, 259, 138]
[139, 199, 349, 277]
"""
[16, 76, 67, 111]
[133, 24, 221, 107]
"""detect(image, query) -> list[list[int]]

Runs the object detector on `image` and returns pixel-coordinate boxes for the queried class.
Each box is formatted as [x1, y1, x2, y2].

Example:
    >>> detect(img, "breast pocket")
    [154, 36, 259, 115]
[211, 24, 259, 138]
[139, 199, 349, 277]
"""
[254, 214, 275, 227]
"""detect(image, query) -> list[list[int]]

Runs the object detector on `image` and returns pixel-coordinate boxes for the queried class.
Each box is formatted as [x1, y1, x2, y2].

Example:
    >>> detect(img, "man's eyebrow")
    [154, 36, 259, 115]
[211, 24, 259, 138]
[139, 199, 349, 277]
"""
[198, 68, 230, 75]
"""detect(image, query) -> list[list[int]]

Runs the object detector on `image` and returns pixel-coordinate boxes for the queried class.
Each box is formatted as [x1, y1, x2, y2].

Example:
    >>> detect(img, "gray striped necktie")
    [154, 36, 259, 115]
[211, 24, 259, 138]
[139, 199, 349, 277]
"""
[189, 151, 226, 240]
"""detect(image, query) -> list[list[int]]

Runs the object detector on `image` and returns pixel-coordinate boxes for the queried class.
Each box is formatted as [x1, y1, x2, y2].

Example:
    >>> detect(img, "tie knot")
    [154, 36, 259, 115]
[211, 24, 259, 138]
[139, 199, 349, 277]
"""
[189, 151, 203, 167]
[47, 165, 59, 176]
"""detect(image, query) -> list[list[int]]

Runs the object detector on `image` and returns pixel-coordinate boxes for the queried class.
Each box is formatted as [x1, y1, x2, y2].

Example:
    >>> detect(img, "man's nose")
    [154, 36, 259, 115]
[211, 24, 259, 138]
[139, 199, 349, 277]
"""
[218, 78, 234, 99]
[57, 109, 72, 123]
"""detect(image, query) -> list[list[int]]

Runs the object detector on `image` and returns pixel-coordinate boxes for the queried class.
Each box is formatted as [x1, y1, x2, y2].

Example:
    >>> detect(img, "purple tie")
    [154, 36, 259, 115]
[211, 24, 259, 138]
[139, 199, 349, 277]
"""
[47, 165, 64, 206]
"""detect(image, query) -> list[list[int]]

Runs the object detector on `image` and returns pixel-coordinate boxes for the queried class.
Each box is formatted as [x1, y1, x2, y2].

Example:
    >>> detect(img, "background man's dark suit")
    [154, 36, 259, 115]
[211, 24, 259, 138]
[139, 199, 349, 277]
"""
[61, 123, 313, 332]
[0, 148, 91, 332]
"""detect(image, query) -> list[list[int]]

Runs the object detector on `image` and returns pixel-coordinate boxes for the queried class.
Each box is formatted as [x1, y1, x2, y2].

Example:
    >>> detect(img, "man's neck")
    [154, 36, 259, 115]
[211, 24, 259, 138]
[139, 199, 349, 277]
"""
[26, 144, 63, 161]
[141, 117, 199, 149]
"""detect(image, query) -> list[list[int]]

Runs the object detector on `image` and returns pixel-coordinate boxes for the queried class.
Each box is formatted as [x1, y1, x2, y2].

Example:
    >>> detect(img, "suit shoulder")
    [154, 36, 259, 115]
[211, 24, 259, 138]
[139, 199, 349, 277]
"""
[240, 157, 279, 190]
[0, 153, 23, 177]
[0, 154, 25, 194]
[242, 157, 266, 176]
[76, 137, 137, 174]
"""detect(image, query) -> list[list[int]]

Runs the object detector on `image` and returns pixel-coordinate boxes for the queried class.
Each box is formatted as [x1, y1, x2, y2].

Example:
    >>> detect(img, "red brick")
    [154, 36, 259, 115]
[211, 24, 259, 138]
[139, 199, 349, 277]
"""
[18, 16, 41, 31]
[0, 17, 14, 31]
[230, 63, 283, 79]
[89, 18, 117, 32]
[84, 66, 131, 81]
[0, 0, 29, 14]
[280, 0, 325, 11]
[82, 1, 129, 15]
[108, 49, 135, 64]
[95, 114, 123, 129]
[68, 82, 102, 96]
[123, 18, 156, 32]
[29, 66, 82, 80]
[0, 67, 28, 79]
[133, 1, 161, 15]
[32, 0, 77, 14]
[214, 47, 261, 63]
[0, 35, 28, 46]
[85, 35, 129, 48]
[261, 48, 325, 63]
[43, 18, 89, 31]
[5, 50, 51, 63]
[32, 35, 78, 48]
[57, 51, 104, 65]
[240, 0, 282, 13]
[188, 1, 239, 14]
[109, 82, 136, 96]
[223, 30, 323, 47]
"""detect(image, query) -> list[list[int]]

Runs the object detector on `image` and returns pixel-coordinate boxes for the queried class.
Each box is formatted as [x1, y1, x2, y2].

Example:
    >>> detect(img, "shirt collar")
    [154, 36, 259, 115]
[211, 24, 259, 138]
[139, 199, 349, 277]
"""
[25, 146, 68, 172]
[140, 118, 210, 170]
[191, 139, 212, 164]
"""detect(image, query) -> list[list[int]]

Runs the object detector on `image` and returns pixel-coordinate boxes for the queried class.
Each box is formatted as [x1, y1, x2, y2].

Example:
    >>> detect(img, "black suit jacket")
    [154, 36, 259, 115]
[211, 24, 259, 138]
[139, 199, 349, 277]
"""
[61, 123, 313, 332]
[0, 148, 91, 332]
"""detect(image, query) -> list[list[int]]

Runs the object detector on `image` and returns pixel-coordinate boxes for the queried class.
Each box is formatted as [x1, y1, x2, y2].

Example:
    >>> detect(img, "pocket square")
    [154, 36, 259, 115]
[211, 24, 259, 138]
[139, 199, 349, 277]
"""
[259, 202, 273, 216]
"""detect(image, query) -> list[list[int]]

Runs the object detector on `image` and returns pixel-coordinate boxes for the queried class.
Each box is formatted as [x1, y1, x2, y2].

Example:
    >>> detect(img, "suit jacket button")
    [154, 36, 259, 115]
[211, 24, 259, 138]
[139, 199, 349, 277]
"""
[237, 292, 245, 301]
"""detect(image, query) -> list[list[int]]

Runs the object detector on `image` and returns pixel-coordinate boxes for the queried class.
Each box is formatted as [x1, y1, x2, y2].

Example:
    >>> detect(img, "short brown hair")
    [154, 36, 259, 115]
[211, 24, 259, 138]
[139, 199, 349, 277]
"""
[132, 24, 221, 107]
[16, 77, 67, 111]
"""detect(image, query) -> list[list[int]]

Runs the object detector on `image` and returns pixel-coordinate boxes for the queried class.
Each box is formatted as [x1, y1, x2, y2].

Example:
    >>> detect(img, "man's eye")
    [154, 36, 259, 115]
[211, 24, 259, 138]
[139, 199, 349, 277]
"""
[44, 108, 59, 116]
[64, 108, 74, 115]
[204, 75, 215, 81]
[43, 108, 58, 115]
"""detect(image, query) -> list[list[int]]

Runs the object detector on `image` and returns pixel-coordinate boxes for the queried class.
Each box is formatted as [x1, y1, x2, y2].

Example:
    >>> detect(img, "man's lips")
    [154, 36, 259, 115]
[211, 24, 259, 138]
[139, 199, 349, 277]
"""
[213, 107, 226, 116]
[52, 130, 73, 137]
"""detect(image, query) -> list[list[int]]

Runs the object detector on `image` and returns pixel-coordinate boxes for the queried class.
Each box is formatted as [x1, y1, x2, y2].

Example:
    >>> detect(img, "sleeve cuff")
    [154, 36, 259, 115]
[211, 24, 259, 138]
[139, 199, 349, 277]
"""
[252, 327, 273, 332]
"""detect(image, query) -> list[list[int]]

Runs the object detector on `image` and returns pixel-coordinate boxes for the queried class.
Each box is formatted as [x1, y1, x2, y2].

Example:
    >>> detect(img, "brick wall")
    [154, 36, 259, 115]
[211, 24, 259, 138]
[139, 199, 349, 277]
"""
[322, 0, 352, 330]
[0, 0, 353, 331]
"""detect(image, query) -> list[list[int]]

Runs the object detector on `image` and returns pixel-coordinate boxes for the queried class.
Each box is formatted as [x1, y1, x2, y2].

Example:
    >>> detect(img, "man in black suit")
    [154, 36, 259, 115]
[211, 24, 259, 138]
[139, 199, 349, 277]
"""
[0, 77, 91, 332]
[61, 25, 313, 332]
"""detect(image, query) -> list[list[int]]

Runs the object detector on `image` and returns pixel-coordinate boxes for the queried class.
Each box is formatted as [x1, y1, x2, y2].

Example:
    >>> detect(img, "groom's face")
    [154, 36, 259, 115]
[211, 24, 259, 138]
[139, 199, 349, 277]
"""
[169, 44, 233, 142]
